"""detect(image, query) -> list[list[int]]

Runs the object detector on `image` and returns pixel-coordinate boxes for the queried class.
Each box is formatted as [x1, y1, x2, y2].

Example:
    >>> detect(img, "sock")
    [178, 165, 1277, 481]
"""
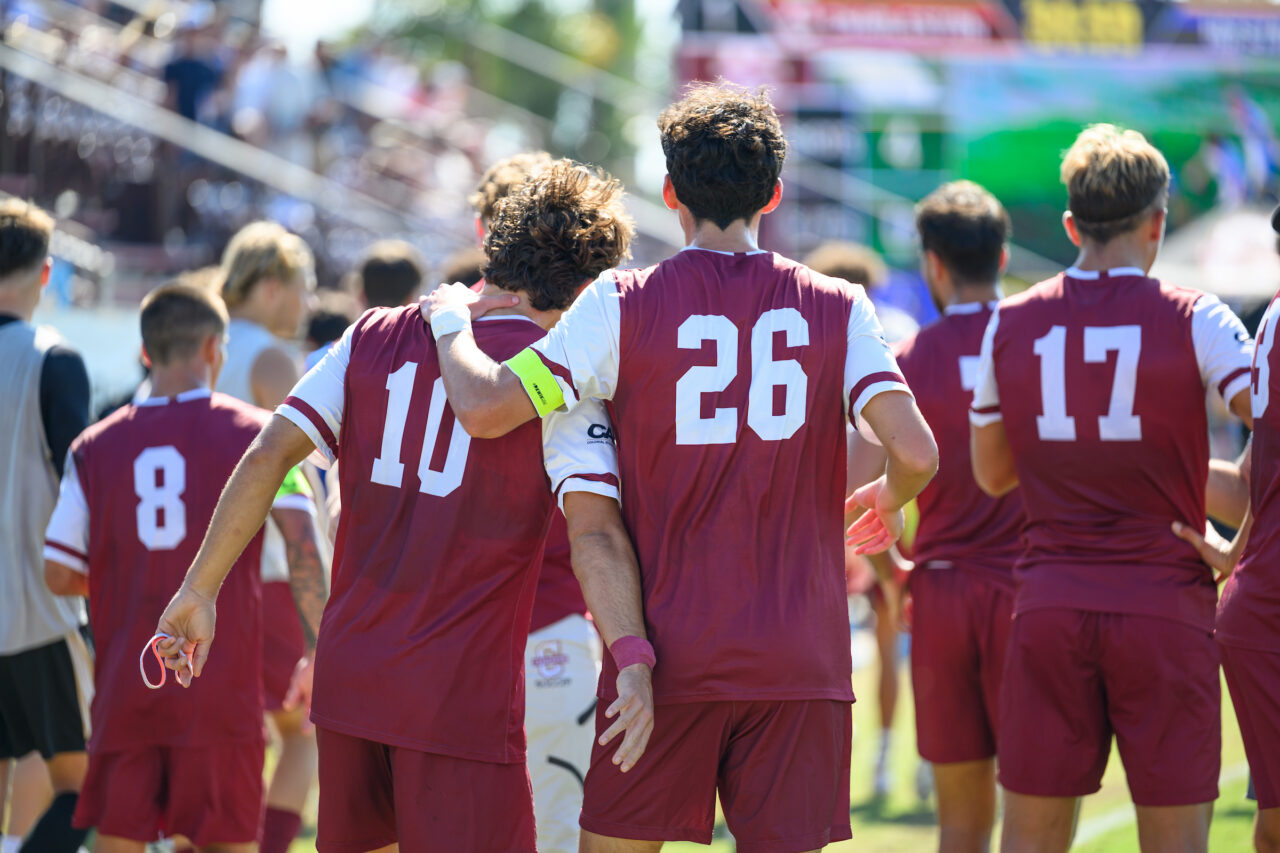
[877, 728, 892, 759]
[261, 806, 303, 853]
[18, 793, 88, 853]
[3, 836, 22, 853]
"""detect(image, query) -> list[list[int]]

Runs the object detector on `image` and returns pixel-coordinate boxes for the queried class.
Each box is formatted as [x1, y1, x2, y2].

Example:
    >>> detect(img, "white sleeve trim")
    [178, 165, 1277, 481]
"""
[531, 272, 622, 406]
[969, 410, 1004, 428]
[844, 287, 912, 424]
[853, 381, 912, 422]
[44, 455, 90, 574]
[556, 477, 622, 513]
[1191, 294, 1254, 405]
[277, 404, 336, 468]
[969, 306, 1002, 422]
[543, 397, 621, 511]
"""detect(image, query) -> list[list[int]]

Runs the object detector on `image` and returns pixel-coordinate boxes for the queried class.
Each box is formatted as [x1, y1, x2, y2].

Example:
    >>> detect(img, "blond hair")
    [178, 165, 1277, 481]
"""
[219, 221, 315, 308]
[1061, 124, 1169, 244]
[0, 198, 54, 280]
[470, 152, 553, 223]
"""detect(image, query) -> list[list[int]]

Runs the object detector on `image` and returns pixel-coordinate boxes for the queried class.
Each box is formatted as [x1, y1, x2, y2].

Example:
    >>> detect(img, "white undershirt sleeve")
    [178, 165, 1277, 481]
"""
[276, 322, 354, 467]
[528, 272, 622, 410]
[44, 454, 90, 574]
[844, 289, 913, 445]
[1191, 294, 1254, 406]
[969, 308, 1003, 427]
[542, 397, 622, 512]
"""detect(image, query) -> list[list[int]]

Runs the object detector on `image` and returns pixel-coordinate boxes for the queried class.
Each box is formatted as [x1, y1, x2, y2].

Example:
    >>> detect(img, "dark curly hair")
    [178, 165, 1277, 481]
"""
[483, 160, 634, 311]
[915, 181, 1011, 283]
[658, 81, 787, 229]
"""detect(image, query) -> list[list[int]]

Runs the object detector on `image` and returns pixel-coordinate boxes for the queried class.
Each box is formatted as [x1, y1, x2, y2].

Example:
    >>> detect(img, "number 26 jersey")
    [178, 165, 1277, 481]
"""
[513, 248, 912, 705]
[970, 268, 1252, 631]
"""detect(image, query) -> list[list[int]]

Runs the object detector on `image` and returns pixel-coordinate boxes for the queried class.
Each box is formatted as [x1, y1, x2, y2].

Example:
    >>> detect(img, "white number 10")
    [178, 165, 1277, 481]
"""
[370, 362, 472, 496]
[1033, 324, 1142, 442]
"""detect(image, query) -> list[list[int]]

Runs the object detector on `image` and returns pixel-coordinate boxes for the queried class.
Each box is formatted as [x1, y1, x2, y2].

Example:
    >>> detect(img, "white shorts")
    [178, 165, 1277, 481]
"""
[525, 613, 601, 853]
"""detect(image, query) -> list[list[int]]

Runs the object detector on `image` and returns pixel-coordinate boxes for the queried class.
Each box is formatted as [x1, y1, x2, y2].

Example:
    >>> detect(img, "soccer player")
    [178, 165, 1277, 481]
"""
[1174, 204, 1280, 853]
[214, 220, 321, 853]
[969, 124, 1253, 853]
[471, 149, 602, 853]
[0, 198, 92, 853]
[849, 181, 1023, 852]
[356, 240, 426, 309]
[42, 282, 327, 853]
[421, 82, 939, 853]
[156, 161, 637, 853]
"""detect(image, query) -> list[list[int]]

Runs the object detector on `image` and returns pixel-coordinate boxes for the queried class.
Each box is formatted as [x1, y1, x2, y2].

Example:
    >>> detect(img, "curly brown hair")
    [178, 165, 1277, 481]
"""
[470, 151, 554, 223]
[483, 160, 634, 311]
[1061, 124, 1169, 244]
[658, 81, 787, 229]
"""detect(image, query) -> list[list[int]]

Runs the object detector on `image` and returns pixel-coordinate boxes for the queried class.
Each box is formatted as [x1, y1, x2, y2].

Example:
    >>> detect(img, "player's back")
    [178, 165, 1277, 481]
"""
[67, 390, 267, 751]
[896, 304, 1023, 584]
[606, 248, 884, 703]
[984, 269, 1231, 628]
[289, 305, 556, 763]
[1222, 293, 1280, 647]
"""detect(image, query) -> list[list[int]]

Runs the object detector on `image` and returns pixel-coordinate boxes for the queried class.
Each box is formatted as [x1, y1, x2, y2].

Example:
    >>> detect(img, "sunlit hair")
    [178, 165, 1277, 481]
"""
[219, 221, 315, 309]
[915, 181, 1011, 283]
[483, 160, 634, 311]
[0, 198, 54, 281]
[1061, 124, 1169, 244]
[140, 281, 228, 366]
[470, 151, 554, 223]
[658, 80, 787, 229]
[803, 242, 888, 289]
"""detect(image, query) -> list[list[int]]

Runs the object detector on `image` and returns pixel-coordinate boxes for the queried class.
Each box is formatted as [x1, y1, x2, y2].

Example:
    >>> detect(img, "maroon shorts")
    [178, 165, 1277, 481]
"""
[998, 609, 1220, 806]
[315, 726, 535, 853]
[580, 700, 852, 853]
[1220, 643, 1280, 809]
[262, 581, 306, 711]
[910, 569, 1012, 764]
[73, 740, 264, 845]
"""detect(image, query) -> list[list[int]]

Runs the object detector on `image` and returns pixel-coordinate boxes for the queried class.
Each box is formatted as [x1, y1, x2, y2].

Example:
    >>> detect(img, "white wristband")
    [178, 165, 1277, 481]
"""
[430, 303, 472, 340]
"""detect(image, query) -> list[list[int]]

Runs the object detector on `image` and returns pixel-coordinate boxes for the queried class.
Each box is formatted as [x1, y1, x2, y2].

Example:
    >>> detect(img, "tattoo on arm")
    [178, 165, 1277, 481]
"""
[274, 508, 329, 651]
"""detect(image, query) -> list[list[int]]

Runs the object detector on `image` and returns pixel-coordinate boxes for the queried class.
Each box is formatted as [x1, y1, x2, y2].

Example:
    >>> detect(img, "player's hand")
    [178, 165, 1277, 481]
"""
[283, 654, 315, 734]
[155, 583, 217, 687]
[417, 282, 517, 323]
[1172, 520, 1241, 583]
[845, 476, 905, 555]
[600, 663, 654, 773]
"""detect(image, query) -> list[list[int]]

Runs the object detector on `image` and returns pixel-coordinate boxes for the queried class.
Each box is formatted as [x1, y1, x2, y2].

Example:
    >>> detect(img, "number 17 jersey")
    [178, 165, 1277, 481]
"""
[514, 248, 912, 704]
[970, 268, 1252, 631]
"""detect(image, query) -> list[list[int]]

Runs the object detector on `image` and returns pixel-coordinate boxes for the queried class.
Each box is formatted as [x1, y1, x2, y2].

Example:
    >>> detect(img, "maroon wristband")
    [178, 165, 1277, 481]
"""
[610, 636, 656, 670]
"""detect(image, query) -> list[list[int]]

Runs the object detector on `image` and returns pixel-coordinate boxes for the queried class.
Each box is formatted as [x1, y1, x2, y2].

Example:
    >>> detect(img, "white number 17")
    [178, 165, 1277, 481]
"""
[1033, 324, 1142, 442]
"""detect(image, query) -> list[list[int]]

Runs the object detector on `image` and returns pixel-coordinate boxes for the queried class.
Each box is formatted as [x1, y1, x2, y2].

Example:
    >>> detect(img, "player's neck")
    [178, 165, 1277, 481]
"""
[476, 284, 563, 330]
[1070, 238, 1154, 275]
[0, 277, 41, 322]
[950, 282, 1000, 307]
[683, 213, 763, 254]
[148, 364, 212, 399]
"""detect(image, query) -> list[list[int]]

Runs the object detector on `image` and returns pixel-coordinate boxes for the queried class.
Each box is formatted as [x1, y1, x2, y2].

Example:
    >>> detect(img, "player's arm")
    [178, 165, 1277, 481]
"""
[1206, 439, 1251, 528]
[845, 426, 910, 609]
[44, 452, 91, 598]
[268, 466, 329, 653]
[156, 416, 316, 683]
[847, 391, 939, 554]
[1193, 294, 1254, 430]
[967, 308, 1017, 496]
[250, 345, 301, 410]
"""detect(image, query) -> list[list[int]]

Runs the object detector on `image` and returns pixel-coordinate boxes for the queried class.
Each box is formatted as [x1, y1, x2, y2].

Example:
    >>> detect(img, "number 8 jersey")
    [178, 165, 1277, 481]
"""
[278, 305, 619, 763]
[970, 267, 1253, 631]
[509, 248, 912, 705]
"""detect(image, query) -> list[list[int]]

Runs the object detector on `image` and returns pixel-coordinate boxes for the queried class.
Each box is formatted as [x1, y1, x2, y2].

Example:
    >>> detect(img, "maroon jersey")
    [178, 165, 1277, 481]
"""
[44, 390, 266, 752]
[524, 249, 911, 703]
[970, 268, 1253, 631]
[279, 306, 616, 762]
[530, 513, 587, 633]
[894, 302, 1023, 587]
[1220, 292, 1280, 650]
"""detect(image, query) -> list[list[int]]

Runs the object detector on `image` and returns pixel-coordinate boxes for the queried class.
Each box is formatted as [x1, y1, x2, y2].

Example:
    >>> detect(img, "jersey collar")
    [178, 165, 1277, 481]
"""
[943, 300, 1000, 316]
[1066, 266, 1146, 280]
[136, 387, 212, 407]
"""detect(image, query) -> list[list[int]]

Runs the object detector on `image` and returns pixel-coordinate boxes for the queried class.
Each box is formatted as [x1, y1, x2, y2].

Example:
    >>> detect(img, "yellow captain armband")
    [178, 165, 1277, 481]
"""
[505, 348, 565, 417]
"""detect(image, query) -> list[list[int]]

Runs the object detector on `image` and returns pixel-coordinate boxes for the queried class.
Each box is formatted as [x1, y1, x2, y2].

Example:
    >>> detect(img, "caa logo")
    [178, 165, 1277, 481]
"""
[587, 423, 614, 442]
[532, 641, 570, 679]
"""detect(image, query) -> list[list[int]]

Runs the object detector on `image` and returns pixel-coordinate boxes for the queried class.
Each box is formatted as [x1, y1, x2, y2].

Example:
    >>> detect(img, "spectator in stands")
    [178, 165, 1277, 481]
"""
[163, 24, 223, 124]
[357, 239, 425, 307]
[0, 199, 92, 853]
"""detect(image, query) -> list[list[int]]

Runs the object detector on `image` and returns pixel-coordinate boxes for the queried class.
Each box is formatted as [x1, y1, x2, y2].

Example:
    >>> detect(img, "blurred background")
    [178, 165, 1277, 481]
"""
[9, 0, 1280, 410]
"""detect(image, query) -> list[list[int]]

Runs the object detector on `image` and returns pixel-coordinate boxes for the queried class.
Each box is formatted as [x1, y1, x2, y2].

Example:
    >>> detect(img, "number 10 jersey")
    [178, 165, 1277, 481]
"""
[970, 268, 1253, 631]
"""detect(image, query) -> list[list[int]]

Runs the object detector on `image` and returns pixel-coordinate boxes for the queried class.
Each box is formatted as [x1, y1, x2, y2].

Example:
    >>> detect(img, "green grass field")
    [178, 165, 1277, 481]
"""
[288, 639, 1256, 853]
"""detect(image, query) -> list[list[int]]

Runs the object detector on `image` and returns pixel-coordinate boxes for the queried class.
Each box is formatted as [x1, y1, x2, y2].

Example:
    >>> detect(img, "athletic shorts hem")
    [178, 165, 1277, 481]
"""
[735, 826, 853, 853]
[578, 815, 709, 844]
[1129, 787, 1220, 808]
[919, 745, 997, 765]
[998, 774, 1101, 800]
[308, 711, 524, 764]
[86, 818, 258, 848]
[316, 835, 399, 853]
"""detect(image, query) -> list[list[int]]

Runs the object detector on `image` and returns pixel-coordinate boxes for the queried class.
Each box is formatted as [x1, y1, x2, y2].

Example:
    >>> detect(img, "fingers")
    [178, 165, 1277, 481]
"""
[283, 679, 301, 711]
[853, 529, 894, 555]
[469, 292, 520, 317]
[191, 640, 210, 680]
[300, 711, 315, 736]
[845, 508, 882, 542]
[1171, 520, 1206, 549]
[612, 704, 654, 773]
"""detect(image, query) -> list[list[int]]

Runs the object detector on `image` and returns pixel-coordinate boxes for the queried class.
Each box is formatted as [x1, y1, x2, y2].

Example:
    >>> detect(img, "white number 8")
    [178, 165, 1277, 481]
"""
[134, 446, 187, 550]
